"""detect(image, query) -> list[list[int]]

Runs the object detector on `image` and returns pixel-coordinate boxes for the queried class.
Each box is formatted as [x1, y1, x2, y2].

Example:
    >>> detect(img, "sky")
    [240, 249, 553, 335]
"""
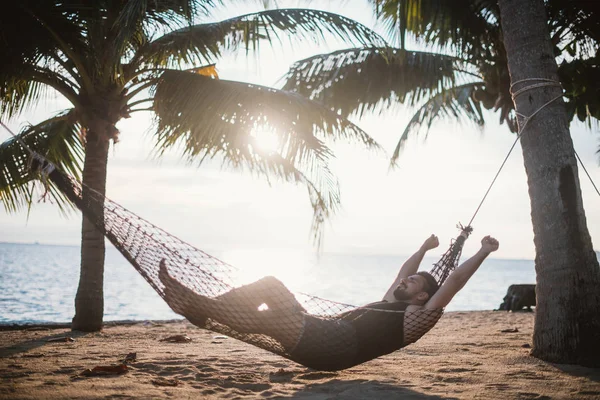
[1, 0, 599, 260]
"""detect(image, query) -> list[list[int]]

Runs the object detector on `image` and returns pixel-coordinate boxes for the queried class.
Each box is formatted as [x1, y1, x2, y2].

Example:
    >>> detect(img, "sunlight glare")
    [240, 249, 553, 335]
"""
[251, 126, 281, 155]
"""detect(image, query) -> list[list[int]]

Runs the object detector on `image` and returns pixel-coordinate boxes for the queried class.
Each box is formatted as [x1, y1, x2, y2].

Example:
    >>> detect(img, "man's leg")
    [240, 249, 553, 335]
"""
[217, 276, 306, 312]
[158, 260, 304, 341]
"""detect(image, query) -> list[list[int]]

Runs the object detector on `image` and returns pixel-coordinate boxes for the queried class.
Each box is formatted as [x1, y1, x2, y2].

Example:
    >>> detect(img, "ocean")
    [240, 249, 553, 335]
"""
[0, 242, 538, 324]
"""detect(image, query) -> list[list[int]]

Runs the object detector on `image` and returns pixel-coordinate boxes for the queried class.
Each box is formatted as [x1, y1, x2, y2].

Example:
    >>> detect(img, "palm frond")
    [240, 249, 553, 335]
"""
[1, 65, 81, 119]
[1, 2, 91, 106]
[109, 0, 203, 62]
[139, 8, 386, 68]
[152, 69, 380, 153]
[281, 47, 471, 118]
[559, 54, 600, 126]
[0, 110, 84, 213]
[372, 0, 500, 56]
[390, 82, 486, 165]
[151, 70, 381, 240]
[547, 0, 599, 58]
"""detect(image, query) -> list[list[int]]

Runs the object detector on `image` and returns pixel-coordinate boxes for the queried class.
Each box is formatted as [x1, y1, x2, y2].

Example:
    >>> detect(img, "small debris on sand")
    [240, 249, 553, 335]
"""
[159, 334, 192, 343]
[122, 352, 137, 363]
[47, 337, 76, 343]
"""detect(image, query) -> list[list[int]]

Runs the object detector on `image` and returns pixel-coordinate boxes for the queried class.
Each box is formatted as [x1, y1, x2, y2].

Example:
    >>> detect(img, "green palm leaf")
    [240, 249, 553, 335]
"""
[0, 110, 84, 213]
[139, 9, 386, 68]
[547, 0, 599, 57]
[152, 70, 381, 243]
[281, 47, 471, 118]
[559, 54, 600, 127]
[372, 0, 500, 55]
[390, 82, 486, 164]
[152, 70, 380, 154]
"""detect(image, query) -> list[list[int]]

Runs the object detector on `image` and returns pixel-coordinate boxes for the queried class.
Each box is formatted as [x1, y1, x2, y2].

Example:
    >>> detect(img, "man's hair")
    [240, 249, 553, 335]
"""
[416, 271, 439, 300]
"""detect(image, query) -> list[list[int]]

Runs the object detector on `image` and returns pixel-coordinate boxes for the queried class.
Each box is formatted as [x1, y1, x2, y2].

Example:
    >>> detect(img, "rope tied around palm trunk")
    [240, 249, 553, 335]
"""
[467, 78, 599, 228]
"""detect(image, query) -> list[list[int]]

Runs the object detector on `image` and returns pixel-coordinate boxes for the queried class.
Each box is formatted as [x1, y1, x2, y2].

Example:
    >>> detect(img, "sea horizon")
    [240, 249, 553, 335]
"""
[0, 241, 547, 325]
[0, 240, 542, 262]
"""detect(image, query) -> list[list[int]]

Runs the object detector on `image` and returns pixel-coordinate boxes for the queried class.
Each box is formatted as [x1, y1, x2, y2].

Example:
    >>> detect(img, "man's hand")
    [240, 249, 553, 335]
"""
[421, 234, 439, 251]
[481, 236, 499, 253]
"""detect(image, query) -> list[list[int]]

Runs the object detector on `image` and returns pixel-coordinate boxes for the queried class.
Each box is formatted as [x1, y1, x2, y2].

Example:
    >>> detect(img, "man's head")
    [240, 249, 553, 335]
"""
[393, 271, 439, 304]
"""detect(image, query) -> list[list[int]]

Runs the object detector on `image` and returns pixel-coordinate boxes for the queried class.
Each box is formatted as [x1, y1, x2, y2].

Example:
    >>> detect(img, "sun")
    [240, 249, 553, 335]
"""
[250, 126, 281, 155]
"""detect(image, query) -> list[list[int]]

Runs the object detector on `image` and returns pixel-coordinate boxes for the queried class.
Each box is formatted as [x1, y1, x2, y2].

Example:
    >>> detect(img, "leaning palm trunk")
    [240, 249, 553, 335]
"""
[498, 0, 600, 367]
[71, 123, 111, 331]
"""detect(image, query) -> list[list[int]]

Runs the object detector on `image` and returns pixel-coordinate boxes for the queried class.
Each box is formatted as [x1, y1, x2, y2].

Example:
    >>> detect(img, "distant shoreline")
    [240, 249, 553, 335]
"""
[0, 310, 535, 331]
[0, 319, 183, 332]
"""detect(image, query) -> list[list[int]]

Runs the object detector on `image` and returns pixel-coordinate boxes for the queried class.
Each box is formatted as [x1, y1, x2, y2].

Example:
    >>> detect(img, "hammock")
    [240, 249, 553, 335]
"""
[42, 163, 471, 370]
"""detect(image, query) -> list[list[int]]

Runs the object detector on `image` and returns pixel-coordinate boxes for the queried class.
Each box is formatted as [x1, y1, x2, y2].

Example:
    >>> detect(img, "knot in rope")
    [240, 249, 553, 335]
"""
[510, 78, 562, 100]
[509, 78, 564, 134]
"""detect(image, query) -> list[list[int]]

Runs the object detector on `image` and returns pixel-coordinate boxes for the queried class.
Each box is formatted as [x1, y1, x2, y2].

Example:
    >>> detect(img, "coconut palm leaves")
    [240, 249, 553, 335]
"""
[151, 69, 381, 241]
[0, 1, 383, 232]
[281, 47, 467, 116]
[559, 54, 600, 125]
[0, 110, 83, 213]
[372, 0, 500, 53]
[281, 0, 599, 160]
[140, 9, 386, 68]
[281, 46, 490, 157]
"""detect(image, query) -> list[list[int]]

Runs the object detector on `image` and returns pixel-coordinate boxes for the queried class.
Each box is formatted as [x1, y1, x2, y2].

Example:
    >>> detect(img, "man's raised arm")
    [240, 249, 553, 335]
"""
[382, 234, 439, 302]
[424, 236, 499, 309]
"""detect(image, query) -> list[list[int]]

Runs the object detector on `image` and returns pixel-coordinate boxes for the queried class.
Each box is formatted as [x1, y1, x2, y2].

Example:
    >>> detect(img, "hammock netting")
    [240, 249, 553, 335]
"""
[45, 164, 472, 370]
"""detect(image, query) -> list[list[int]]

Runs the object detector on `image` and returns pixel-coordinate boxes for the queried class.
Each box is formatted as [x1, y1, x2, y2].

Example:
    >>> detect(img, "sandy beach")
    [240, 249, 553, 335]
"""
[1, 311, 599, 399]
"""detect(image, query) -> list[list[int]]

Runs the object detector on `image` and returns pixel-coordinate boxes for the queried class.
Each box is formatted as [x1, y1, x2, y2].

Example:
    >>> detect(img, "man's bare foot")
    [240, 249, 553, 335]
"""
[158, 259, 208, 326]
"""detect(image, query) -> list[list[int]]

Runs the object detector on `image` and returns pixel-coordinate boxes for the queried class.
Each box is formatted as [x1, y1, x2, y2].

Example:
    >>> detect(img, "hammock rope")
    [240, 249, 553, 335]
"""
[43, 164, 449, 369]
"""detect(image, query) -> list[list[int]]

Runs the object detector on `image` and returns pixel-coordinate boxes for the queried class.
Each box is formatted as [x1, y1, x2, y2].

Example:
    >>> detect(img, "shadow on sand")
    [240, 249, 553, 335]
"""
[277, 379, 455, 399]
[0, 330, 89, 358]
[130, 356, 453, 399]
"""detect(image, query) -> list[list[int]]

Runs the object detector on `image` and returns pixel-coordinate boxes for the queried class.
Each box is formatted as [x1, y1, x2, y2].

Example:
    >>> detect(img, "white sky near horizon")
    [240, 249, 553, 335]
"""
[1, 0, 599, 261]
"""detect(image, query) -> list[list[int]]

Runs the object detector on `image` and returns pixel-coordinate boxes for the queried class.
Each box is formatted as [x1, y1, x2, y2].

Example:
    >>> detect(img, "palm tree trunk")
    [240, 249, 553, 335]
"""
[71, 122, 110, 332]
[498, 0, 600, 367]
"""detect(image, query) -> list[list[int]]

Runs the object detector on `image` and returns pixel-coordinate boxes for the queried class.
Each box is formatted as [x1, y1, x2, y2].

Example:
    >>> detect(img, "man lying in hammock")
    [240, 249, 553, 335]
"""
[159, 235, 499, 371]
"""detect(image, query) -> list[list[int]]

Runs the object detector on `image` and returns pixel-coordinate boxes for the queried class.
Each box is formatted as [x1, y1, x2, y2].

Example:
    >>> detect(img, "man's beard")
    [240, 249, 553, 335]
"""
[393, 286, 411, 301]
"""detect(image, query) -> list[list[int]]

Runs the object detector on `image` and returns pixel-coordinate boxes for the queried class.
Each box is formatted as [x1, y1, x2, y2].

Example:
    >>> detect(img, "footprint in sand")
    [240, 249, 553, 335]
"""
[296, 371, 338, 380]
[269, 369, 295, 383]
[577, 391, 600, 396]
[486, 383, 512, 391]
[196, 365, 217, 373]
[220, 380, 272, 392]
[436, 367, 477, 373]
[517, 392, 551, 399]
[158, 366, 196, 379]
[505, 370, 546, 380]
[440, 376, 467, 383]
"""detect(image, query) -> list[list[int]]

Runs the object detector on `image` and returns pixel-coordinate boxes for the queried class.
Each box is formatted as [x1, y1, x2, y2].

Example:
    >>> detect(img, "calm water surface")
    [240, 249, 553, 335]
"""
[0, 242, 538, 324]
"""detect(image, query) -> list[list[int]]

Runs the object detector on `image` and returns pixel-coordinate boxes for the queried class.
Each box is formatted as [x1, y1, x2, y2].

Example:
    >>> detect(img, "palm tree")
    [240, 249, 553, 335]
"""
[0, 1, 384, 331]
[280, 0, 600, 366]
[280, 0, 599, 162]
[497, 0, 599, 368]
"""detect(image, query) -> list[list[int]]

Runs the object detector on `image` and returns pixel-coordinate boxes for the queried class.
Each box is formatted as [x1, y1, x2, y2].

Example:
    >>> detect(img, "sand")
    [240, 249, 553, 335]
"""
[1, 311, 599, 399]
